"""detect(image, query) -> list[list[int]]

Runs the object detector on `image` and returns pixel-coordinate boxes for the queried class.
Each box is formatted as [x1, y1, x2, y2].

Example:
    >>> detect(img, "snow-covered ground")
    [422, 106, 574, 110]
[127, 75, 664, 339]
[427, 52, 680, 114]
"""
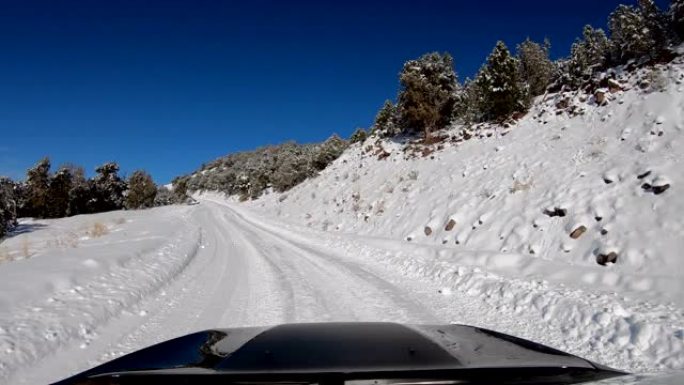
[1, 59, 684, 385]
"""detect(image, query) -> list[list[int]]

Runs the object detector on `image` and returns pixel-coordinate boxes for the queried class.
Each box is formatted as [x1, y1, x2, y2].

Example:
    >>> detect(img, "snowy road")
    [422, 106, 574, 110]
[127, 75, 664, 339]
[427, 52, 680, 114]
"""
[3, 200, 440, 384]
[2, 198, 683, 384]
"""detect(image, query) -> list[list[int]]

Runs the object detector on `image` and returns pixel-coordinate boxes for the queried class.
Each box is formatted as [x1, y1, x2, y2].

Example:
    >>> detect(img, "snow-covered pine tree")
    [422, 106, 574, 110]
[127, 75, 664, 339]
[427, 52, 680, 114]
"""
[46, 167, 73, 218]
[371, 100, 399, 137]
[609, 4, 654, 62]
[516, 38, 555, 100]
[349, 128, 368, 144]
[22, 157, 51, 218]
[397, 52, 459, 138]
[0, 177, 17, 237]
[125, 170, 157, 209]
[567, 25, 610, 85]
[171, 175, 190, 203]
[91, 162, 127, 212]
[474, 41, 526, 122]
[638, 0, 671, 56]
[66, 165, 91, 216]
[452, 78, 483, 123]
[312, 134, 348, 171]
[670, 0, 684, 40]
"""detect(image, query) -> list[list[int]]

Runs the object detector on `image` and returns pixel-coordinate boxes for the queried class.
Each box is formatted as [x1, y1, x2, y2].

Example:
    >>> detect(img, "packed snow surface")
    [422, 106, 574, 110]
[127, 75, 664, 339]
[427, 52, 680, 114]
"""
[1, 60, 684, 384]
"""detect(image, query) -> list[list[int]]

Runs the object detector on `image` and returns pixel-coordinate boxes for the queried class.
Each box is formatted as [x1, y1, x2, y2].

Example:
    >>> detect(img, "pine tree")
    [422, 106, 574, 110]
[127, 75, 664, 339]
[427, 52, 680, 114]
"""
[452, 78, 483, 123]
[516, 38, 555, 100]
[371, 100, 398, 137]
[22, 157, 51, 218]
[349, 128, 368, 144]
[567, 25, 609, 84]
[674, 0, 684, 39]
[609, 4, 654, 62]
[171, 175, 190, 203]
[125, 170, 157, 209]
[91, 162, 126, 212]
[0, 178, 17, 237]
[639, 0, 671, 55]
[46, 167, 73, 218]
[312, 134, 348, 171]
[397, 52, 460, 137]
[474, 41, 526, 121]
[67, 165, 91, 216]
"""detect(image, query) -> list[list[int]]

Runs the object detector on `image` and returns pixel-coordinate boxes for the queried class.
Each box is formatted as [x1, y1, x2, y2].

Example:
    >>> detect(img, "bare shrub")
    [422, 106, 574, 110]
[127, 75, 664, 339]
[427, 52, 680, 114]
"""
[509, 179, 533, 193]
[89, 222, 109, 238]
[374, 200, 386, 215]
[21, 237, 31, 258]
[384, 183, 394, 194]
[0, 247, 10, 262]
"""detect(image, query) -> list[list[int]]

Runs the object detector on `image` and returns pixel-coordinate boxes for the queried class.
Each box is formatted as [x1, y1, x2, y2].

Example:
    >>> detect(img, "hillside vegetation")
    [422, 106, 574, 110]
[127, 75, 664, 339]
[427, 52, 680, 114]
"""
[179, 0, 684, 202]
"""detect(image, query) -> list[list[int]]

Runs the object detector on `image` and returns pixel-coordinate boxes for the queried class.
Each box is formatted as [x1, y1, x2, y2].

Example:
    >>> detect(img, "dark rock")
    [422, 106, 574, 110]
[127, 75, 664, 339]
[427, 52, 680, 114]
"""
[596, 252, 618, 266]
[570, 225, 587, 239]
[543, 207, 567, 217]
[424, 226, 432, 236]
[595, 90, 607, 105]
[637, 170, 652, 179]
[444, 219, 457, 232]
[653, 184, 670, 195]
[555, 97, 571, 110]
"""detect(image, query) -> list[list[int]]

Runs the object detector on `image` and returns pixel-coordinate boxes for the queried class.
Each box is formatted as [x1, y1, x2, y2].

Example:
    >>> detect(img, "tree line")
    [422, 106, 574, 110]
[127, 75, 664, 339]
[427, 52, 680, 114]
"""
[181, 134, 349, 201]
[369, 0, 684, 139]
[1, 158, 188, 237]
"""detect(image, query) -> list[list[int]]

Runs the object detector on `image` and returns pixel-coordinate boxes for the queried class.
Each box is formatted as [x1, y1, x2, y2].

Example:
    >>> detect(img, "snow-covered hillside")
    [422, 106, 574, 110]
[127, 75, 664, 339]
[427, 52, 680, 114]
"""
[242, 58, 684, 368]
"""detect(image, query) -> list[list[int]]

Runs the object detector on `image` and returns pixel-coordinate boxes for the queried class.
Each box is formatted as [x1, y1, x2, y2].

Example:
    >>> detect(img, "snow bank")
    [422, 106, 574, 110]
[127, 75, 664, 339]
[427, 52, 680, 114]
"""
[0, 206, 201, 382]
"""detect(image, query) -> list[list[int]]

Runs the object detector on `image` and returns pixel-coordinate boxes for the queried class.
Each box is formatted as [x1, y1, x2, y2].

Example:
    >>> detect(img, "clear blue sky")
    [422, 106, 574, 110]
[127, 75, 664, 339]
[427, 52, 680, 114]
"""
[0, 0, 669, 183]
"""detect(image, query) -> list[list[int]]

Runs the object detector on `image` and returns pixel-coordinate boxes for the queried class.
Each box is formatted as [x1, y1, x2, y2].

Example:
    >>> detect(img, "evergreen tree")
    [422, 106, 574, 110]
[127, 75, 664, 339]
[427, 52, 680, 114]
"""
[452, 78, 483, 123]
[673, 0, 684, 39]
[125, 170, 157, 209]
[371, 100, 398, 137]
[609, 4, 653, 62]
[22, 157, 51, 218]
[474, 41, 526, 121]
[349, 128, 368, 144]
[46, 167, 73, 218]
[638, 0, 671, 55]
[516, 38, 555, 100]
[91, 162, 126, 212]
[312, 134, 348, 171]
[0, 178, 17, 237]
[154, 186, 176, 206]
[568, 25, 610, 84]
[171, 176, 190, 203]
[67, 165, 91, 216]
[397, 52, 460, 137]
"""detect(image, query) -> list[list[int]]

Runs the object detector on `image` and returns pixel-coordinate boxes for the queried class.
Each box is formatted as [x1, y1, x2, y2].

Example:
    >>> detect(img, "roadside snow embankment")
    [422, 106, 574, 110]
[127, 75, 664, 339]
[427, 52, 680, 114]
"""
[0, 206, 201, 382]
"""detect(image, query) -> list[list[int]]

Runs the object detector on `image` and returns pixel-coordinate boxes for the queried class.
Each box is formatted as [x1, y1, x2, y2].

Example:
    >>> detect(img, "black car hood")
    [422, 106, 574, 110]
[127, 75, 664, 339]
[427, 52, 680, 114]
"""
[52, 322, 626, 385]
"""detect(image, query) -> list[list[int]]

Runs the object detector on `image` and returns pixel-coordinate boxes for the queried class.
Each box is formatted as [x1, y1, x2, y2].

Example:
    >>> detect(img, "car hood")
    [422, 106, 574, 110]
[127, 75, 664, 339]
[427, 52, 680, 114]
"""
[53, 322, 627, 385]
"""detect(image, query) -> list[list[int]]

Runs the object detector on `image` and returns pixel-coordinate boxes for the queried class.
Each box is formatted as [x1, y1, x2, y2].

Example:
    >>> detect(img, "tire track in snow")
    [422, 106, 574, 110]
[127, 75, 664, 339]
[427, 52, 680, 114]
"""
[216, 201, 439, 323]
